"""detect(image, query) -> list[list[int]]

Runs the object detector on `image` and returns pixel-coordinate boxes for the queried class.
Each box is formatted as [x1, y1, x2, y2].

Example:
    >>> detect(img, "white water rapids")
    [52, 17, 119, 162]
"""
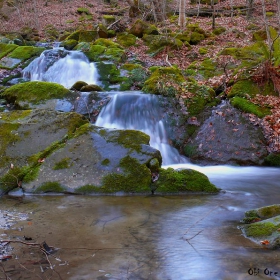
[22, 49, 99, 88]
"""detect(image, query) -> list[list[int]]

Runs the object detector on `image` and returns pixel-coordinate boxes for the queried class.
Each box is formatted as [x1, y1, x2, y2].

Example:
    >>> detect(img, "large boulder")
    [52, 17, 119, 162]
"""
[186, 101, 268, 165]
[0, 109, 162, 195]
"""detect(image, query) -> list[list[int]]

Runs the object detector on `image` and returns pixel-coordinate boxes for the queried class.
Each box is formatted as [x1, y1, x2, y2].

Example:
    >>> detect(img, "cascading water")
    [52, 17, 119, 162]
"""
[22, 49, 187, 164]
[22, 49, 99, 88]
[95, 92, 188, 165]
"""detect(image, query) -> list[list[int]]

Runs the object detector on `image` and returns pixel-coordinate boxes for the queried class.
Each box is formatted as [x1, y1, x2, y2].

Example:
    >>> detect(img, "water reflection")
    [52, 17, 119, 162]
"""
[1, 167, 280, 279]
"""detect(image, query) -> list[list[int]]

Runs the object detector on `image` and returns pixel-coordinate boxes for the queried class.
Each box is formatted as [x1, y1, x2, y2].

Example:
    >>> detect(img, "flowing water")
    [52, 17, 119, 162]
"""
[22, 49, 99, 88]
[1, 51, 279, 279]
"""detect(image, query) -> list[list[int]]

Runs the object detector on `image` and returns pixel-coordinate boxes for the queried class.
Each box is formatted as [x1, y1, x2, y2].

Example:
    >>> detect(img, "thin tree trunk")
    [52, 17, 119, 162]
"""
[261, 0, 272, 51]
[211, 0, 215, 30]
[178, 0, 186, 30]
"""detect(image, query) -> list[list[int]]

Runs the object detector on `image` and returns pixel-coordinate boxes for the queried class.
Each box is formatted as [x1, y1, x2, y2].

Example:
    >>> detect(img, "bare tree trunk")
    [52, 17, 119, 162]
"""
[246, 0, 254, 19]
[149, 0, 166, 21]
[261, 0, 272, 51]
[178, 0, 186, 30]
[277, 0, 280, 29]
[197, 0, 201, 17]
[211, 0, 215, 30]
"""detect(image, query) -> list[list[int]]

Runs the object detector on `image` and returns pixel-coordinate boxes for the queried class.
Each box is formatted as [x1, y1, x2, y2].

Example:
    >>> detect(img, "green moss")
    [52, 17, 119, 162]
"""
[0, 43, 18, 59]
[75, 184, 99, 194]
[227, 80, 260, 98]
[101, 156, 151, 193]
[61, 39, 78, 50]
[189, 32, 205, 45]
[53, 158, 71, 170]
[153, 167, 218, 193]
[252, 30, 267, 41]
[257, 205, 280, 219]
[94, 38, 121, 48]
[101, 158, 110, 166]
[99, 129, 150, 152]
[264, 153, 280, 166]
[143, 67, 185, 96]
[72, 122, 92, 138]
[0, 110, 32, 121]
[148, 158, 160, 173]
[79, 31, 98, 42]
[183, 144, 197, 157]
[213, 26, 226, 35]
[117, 32, 137, 47]
[0, 122, 20, 166]
[142, 34, 183, 55]
[84, 44, 106, 61]
[103, 47, 126, 62]
[34, 181, 66, 193]
[199, 47, 208, 55]
[77, 7, 91, 14]
[0, 167, 23, 193]
[65, 31, 80, 41]
[230, 96, 271, 118]
[2, 81, 70, 106]
[8, 46, 44, 60]
[245, 222, 278, 238]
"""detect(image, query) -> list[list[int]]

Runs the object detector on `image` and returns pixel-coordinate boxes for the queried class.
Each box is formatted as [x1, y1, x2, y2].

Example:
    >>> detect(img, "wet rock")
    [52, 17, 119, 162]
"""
[186, 101, 268, 165]
[0, 109, 162, 195]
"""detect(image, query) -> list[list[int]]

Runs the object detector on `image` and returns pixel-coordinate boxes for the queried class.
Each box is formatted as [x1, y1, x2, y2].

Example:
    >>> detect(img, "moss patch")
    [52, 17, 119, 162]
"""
[244, 222, 278, 238]
[230, 96, 271, 118]
[0, 43, 18, 59]
[101, 156, 151, 193]
[143, 67, 185, 96]
[264, 153, 280, 166]
[34, 181, 66, 193]
[153, 167, 218, 193]
[2, 81, 70, 106]
[7, 46, 45, 60]
[53, 158, 71, 170]
[227, 80, 260, 98]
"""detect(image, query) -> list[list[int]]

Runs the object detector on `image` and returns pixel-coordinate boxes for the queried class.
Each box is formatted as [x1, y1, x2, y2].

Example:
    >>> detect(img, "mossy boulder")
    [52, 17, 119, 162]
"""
[142, 34, 183, 55]
[102, 15, 115, 26]
[70, 81, 88, 91]
[187, 101, 268, 165]
[129, 19, 159, 38]
[264, 153, 280, 166]
[0, 45, 45, 69]
[152, 167, 219, 194]
[60, 39, 78, 50]
[117, 32, 137, 47]
[1, 81, 70, 109]
[0, 43, 18, 59]
[83, 44, 106, 61]
[80, 84, 103, 92]
[143, 67, 185, 96]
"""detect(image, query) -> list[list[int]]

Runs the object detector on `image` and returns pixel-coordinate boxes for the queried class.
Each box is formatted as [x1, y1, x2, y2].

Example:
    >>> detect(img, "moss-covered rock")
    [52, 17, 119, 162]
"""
[230, 96, 271, 118]
[77, 7, 91, 15]
[0, 45, 45, 69]
[60, 39, 78, 50]
[79, 30, 98, 42]
[102, 15, 115, 26]
[240, 211, 280, 249]
[152, 167, 219, 193]
[0, 43, 18, 59]
[2, 81, 70, 108]
[80, 84, 103, 92]
[84, 44, 106, 61]
[264, 153, 280, 166]
[143, 67, 185, 96]
[142, 34, 183, 55]
[129, 19, 159, 38]
[227, 80, 260, 98]
[70, 81, 88, 91]
[117, 32, 137, 47]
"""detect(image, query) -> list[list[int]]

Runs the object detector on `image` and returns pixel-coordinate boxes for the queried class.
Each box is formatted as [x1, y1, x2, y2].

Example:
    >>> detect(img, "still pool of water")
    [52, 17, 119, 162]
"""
[1, 166, 280, 280]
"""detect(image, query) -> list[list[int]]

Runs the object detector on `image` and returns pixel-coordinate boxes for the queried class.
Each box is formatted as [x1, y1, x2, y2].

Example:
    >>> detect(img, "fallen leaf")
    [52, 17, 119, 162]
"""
[260, 240, 270, 245]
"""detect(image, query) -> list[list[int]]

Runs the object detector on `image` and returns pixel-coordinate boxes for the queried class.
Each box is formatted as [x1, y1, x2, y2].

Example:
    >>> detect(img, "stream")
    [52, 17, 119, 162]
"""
[1, 49, 280, 279]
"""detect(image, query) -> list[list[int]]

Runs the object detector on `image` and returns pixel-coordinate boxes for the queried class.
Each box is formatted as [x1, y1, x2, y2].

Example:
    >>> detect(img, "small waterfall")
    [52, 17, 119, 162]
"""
[23, 49, 99, 88]
[95, 92, 188, 165]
